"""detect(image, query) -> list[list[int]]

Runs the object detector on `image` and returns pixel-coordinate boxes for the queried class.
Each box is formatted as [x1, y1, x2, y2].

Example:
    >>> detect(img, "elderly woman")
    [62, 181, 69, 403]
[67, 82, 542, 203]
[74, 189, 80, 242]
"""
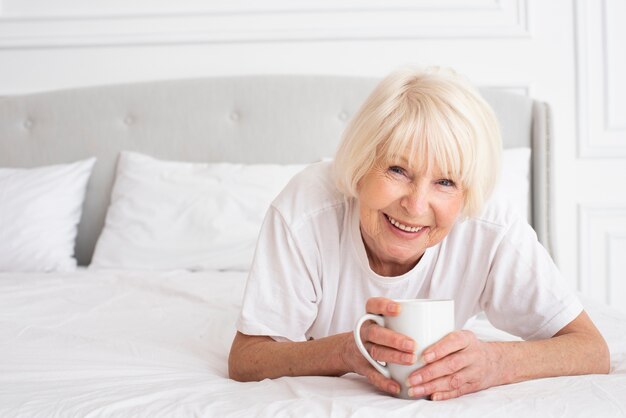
[228, 67, 609, 400]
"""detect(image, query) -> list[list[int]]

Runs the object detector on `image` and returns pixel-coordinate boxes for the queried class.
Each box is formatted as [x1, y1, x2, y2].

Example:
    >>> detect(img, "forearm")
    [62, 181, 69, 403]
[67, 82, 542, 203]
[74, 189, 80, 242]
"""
[491, 327, 610, 386]
[228, 331, 351, 382]
[406, 311, 610, 400]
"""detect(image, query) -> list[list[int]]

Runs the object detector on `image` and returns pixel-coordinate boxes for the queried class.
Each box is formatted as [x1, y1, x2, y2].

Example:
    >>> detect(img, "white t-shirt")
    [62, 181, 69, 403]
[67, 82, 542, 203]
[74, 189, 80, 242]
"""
[236, 161, 582, 342]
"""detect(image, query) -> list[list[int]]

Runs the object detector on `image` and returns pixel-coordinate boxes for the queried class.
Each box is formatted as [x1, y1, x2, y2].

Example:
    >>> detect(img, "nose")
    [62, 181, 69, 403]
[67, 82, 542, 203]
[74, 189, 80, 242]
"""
[400, 184, 429, 216]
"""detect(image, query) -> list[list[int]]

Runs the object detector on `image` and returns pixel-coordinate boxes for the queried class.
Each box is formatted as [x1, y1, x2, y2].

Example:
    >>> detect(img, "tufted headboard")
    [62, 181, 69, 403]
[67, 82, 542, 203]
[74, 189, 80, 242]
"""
[0, 76, 553, 265]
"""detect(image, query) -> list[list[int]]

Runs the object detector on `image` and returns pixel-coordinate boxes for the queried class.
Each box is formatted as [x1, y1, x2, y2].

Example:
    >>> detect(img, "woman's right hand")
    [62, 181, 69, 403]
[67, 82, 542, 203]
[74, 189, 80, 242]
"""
[340, 297, 418, 395]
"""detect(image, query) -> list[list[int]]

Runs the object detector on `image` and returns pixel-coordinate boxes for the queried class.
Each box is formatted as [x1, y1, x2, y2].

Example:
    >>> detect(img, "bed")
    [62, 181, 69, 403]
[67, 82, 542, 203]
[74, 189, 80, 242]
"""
[1, 76, 626, 417]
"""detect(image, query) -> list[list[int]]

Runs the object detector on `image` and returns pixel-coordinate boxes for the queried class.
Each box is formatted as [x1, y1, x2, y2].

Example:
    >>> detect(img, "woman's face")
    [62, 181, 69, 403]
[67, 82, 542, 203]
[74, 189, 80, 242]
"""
[357, 155, 465, 276]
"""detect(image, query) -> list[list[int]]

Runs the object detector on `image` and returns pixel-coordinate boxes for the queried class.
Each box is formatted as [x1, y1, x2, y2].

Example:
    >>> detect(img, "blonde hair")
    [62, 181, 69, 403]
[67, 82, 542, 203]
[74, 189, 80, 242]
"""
[333, 67, 502, 218]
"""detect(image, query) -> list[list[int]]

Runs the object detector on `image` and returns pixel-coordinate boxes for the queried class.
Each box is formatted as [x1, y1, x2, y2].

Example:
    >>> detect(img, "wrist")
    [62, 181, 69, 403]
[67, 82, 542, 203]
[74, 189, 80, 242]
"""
[334, 332, 355, 376]
[487, 341, 515, 385]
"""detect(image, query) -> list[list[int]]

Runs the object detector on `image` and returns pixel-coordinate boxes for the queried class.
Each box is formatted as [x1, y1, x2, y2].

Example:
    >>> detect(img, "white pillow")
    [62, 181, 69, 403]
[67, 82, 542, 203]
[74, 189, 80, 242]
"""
[0, 158, 96, 272]
[91, 152, 307, 271]
[492, 147, 532, 219]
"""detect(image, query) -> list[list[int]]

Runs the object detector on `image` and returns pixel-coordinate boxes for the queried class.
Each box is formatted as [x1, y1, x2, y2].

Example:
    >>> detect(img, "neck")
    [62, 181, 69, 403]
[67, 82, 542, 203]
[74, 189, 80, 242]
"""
[361, 231, 423, 277]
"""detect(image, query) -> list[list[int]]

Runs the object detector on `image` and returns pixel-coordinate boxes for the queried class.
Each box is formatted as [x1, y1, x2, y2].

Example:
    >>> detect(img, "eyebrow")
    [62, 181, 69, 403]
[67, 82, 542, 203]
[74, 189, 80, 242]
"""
[387, 155, 410, 165]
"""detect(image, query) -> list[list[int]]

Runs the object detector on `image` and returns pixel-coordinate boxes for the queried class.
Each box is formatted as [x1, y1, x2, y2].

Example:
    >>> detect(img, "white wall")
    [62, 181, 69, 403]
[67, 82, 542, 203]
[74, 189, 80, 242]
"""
[1, 0, 625, 312]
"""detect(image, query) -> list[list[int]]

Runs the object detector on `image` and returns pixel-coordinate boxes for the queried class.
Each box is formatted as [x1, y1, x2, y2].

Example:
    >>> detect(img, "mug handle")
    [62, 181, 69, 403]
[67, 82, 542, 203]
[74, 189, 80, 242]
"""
[353, 313, 391, 379]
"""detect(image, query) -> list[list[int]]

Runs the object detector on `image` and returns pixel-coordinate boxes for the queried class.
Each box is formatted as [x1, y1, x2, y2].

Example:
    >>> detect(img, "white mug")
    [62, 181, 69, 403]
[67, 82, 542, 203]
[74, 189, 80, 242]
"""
[353, 299, 455, 399]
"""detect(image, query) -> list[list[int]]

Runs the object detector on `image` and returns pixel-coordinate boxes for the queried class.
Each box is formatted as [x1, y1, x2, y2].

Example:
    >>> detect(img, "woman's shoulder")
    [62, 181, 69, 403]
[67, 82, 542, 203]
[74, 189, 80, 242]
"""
[448, 196, 529, 243]
[471, 194, 529, 230]
[442, 196, 539, 264]
[271, 160, 348, 227]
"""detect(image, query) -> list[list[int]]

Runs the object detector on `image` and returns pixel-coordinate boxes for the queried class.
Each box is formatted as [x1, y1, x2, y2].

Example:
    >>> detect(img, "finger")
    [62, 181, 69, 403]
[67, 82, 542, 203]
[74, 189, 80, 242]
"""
[420, 330, 474, 365]
[407, 366, 473, 399]
[366, 342, 417, 365]
[430, 380, 480, 401]
[365, 297, 401, 316]
[408, 351, 469, 386]
[363, 323, 416, 353]
[363, 365, 401, 395]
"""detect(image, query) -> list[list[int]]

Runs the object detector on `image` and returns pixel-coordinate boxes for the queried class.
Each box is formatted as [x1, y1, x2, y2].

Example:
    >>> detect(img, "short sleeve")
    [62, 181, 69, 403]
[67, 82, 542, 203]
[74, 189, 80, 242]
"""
[236, 206, 320, 342]
[480, 217, 583, 340]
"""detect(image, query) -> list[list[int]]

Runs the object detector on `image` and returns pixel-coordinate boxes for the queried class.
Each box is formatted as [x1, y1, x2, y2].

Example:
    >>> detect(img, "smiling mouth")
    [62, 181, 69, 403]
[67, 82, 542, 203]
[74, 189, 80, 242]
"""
[384, 214, 425, 233]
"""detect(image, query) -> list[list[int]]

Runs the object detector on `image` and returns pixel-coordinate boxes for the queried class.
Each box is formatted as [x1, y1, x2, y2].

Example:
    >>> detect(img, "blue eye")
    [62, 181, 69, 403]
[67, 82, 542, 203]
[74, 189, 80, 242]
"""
[389, 166, 406, 176]
[438, 179, 456, 187]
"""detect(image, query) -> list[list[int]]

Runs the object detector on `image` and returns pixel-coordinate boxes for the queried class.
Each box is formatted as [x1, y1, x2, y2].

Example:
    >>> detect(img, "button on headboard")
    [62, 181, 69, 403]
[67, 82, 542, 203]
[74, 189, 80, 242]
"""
[0, 76, 552, 265]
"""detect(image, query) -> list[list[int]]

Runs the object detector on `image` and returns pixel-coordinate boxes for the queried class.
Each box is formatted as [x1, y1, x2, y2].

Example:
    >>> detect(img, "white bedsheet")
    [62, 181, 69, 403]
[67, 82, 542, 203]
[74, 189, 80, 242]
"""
[1, 269, 626, 418]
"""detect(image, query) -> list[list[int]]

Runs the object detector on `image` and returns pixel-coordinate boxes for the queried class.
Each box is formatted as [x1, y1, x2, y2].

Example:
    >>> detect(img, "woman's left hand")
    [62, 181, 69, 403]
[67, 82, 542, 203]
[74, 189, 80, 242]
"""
[406, 330, 505, 401]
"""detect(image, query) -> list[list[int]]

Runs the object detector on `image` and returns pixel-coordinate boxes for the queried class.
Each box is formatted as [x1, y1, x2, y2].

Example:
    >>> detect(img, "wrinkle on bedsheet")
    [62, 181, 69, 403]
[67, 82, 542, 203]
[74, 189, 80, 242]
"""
[1, 270, 625, 418]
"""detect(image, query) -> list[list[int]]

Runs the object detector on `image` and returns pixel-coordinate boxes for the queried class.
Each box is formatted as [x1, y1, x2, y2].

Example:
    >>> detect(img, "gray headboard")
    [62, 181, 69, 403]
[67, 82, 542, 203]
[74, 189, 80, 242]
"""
[0, 76, 553, 265]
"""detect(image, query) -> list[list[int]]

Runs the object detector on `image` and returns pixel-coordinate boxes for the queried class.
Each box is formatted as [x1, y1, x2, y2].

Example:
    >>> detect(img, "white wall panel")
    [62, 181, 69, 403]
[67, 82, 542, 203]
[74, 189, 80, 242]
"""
[579, 206, 626, 313]
[573, 0, 626, 311]
[576, 0, 626, 157]
[608, 236, 626, 310]
[0, 0, 529, 49]
[1, 0, 516, 17]
[605, 0, 626, 130]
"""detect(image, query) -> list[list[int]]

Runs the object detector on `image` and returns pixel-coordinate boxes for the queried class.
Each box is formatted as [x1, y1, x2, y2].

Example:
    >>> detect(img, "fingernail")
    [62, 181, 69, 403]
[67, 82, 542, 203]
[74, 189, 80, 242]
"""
[408, 386, 425, 398]
[423, 352, 435, 363]
[403, 340, 415, 351]
[388, 383, 400, 394]
[388, 303, 399, 313]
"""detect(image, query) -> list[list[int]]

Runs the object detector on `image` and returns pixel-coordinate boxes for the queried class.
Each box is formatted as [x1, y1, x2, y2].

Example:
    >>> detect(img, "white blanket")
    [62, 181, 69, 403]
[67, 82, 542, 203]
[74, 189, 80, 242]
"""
[1, 270, 626, 417]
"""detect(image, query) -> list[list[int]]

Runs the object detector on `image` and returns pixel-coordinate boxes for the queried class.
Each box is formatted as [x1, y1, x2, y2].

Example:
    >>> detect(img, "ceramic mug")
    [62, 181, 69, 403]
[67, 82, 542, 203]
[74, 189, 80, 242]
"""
[353, 299, 455, 399]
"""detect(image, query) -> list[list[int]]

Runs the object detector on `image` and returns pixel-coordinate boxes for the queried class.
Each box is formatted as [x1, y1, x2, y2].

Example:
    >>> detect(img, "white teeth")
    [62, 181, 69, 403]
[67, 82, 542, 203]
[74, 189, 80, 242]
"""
[386, 215, 423, 233]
